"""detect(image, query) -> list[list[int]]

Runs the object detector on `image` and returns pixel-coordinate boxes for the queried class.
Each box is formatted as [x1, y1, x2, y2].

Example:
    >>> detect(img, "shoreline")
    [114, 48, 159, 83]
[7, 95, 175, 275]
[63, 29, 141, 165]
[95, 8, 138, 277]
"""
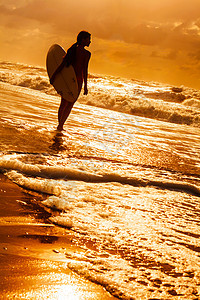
[0, 173, 117, 299]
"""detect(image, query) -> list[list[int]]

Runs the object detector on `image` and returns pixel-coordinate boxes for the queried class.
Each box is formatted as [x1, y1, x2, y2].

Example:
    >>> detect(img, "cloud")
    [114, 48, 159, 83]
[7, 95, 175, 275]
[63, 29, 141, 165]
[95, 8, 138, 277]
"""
[1, 0, 200, 88]
[165, 50, 177, 60]
[150, 49, 177, 60]
[1, 0, 200, 50]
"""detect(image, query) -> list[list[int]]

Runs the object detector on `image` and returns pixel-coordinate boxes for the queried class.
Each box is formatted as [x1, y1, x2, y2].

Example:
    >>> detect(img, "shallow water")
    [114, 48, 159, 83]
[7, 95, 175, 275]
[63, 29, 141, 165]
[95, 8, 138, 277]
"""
[0, 62, 200, 299]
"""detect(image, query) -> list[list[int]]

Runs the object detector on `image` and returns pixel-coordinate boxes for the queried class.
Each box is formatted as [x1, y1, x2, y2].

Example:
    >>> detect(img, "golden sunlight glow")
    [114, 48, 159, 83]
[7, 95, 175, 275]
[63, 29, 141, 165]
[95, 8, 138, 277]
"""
[57, 285, 82, 300]
[1, 0, 200, 88]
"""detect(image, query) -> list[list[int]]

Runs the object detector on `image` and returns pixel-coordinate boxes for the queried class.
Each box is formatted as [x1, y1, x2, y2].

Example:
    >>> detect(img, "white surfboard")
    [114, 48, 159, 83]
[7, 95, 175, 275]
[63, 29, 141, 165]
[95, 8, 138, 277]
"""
[46, 44, 79, 103]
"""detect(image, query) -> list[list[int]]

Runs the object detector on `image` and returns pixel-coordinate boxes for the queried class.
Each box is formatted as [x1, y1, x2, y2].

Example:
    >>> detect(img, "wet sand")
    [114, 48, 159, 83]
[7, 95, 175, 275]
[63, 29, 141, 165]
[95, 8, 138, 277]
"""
[0, 174, 117, 299]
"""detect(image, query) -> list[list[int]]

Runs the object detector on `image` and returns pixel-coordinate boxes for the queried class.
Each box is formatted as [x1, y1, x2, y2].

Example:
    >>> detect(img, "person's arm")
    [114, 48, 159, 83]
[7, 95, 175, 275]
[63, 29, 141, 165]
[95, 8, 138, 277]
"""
[50, 46, 75, 84]
[83, 51, 91, 95]
[50, 57, 66, 85]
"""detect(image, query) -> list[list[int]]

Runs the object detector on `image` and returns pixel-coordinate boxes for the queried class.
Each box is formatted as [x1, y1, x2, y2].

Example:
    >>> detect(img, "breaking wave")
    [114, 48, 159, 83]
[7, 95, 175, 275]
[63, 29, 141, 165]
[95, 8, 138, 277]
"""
[1, 157, 200, 197]
[0, 61, 200, 127]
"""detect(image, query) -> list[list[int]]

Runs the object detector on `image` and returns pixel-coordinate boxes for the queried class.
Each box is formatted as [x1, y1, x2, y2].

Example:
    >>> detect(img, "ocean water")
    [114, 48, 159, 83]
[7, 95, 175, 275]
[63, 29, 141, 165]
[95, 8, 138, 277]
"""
[0, 61, 200, 299]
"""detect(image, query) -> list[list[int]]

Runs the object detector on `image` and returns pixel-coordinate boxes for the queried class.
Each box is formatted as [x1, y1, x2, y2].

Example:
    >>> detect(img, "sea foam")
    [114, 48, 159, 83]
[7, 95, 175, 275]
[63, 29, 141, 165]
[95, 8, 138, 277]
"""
[1, 61, 200, 127]
[1, 156, 200, 197]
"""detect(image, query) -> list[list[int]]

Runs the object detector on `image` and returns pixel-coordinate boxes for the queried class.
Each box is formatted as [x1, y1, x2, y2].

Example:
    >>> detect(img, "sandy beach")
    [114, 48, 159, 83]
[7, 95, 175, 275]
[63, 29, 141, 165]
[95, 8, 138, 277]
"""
[0, 174, 117, 299]
[0, 64, 199, 299]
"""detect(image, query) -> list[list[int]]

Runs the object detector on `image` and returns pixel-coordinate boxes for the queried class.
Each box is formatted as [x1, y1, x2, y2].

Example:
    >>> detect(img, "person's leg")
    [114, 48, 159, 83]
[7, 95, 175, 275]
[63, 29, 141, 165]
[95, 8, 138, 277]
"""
[57, 98, 74, 131]
[59, 101, 74, 128]
[58, 98, 66, 129]
[57, 77, 82, 131]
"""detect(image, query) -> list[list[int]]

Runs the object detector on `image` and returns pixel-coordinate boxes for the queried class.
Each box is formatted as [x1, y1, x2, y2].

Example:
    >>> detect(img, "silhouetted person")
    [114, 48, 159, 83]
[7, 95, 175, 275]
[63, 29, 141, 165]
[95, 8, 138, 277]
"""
[50, 31, 91, 131]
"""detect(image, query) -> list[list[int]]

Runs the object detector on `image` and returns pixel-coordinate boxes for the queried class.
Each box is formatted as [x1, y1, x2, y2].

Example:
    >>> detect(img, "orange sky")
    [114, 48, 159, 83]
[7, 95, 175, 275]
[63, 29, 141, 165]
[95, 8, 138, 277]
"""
[1, 0, 200, 89]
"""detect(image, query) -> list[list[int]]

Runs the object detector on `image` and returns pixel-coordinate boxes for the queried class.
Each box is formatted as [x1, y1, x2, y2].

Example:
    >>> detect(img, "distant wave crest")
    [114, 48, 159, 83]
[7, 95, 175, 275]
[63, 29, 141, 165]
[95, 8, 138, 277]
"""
[0, 61, 200, 127]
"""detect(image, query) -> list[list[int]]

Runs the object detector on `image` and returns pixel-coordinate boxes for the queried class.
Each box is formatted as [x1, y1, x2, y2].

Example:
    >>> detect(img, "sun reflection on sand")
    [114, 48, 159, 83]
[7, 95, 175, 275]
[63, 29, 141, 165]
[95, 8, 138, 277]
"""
[1, 252, 115, 300]
[57, 284, 84, 300]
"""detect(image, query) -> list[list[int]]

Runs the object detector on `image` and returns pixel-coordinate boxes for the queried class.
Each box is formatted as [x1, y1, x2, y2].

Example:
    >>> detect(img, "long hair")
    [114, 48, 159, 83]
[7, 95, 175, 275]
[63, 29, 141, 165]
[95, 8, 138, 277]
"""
[64, 31, 91, 66]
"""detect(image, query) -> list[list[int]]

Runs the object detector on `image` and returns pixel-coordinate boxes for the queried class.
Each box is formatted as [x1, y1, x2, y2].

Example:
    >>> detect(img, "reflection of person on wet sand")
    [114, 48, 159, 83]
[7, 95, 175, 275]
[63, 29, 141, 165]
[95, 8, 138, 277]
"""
[50, 31, 91, 131]
[50, 131, 65, 152]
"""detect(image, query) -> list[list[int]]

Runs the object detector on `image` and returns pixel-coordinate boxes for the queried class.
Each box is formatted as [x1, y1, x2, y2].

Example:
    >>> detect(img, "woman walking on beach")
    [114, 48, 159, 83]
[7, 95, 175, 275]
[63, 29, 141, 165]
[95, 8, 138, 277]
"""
[50, 31, 91, 131]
